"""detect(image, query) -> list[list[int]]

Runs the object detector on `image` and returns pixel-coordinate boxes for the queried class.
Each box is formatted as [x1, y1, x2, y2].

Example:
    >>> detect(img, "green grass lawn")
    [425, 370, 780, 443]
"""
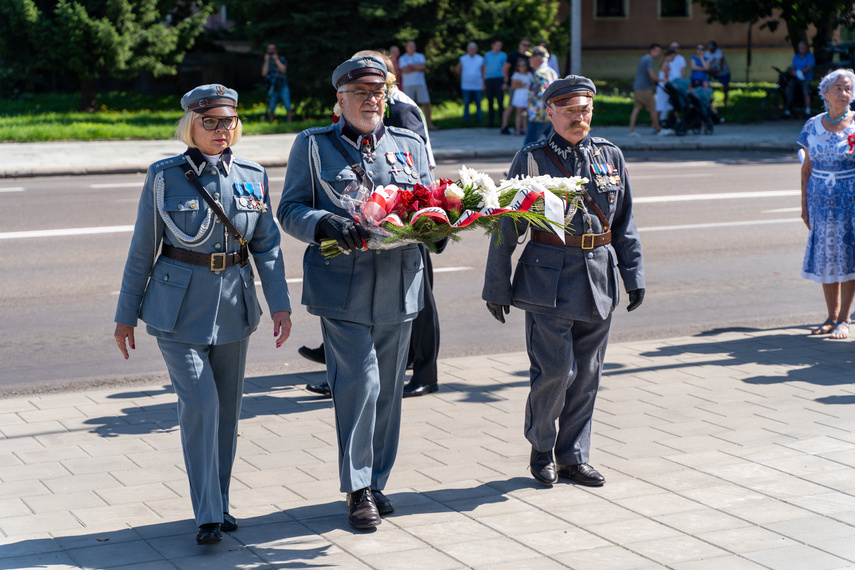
[0, 83, 791, 142]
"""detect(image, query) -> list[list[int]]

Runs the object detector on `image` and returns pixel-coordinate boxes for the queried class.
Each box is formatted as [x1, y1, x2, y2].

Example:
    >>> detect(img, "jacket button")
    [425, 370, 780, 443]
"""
[587, 252, 594, 259]
[336, 175, 342, 180]
[214, 193, 220, 200]
[164, 275, 169, 282]
[207, 168, 217, 175]
[214, 243, 221, 250]
[324, 260, 330, 265]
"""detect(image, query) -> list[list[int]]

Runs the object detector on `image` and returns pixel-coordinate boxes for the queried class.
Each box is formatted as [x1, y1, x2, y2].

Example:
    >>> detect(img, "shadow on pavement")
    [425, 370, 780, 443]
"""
[83, 369, 530, 438]
[633, 325, 855, 400]
[0, 478, 535, 567]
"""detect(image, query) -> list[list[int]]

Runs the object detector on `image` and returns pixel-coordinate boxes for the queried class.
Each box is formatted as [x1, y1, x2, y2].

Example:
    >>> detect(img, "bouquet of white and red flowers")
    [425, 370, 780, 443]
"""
[320, 166, 588, 258]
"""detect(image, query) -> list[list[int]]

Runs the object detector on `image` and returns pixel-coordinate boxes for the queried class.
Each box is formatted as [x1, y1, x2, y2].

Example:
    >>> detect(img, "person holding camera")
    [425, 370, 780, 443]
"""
[262, 43, 293, 123]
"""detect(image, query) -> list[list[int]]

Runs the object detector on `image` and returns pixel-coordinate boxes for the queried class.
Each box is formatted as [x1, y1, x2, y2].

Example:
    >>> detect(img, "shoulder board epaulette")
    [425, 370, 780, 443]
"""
[232, 156, 264, 171]
[149, 155, 186, 172]
[386, 125, 422, 141]
[302, 125, 336, 137]
[590, 136, 618, 148]
[521, 140, 548, 154]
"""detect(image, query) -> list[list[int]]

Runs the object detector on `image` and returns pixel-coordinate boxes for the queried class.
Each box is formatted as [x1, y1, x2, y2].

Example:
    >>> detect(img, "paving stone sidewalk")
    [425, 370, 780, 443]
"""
[2, 325, 855, 569]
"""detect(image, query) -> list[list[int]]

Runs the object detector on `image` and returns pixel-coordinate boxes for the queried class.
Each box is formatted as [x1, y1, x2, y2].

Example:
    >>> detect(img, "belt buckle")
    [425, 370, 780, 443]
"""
[581, 233, 595, 250]
[210, 253, 226, 271]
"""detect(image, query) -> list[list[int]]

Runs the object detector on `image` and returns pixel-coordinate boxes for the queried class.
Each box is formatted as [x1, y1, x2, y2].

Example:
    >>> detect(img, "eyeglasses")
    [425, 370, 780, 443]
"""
[195, 116, 238, 131]
[340, 89, 388, 101]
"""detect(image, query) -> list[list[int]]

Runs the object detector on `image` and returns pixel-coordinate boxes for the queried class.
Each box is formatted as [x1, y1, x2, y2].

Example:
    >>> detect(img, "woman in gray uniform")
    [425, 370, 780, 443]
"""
[113, 84, 292, 545]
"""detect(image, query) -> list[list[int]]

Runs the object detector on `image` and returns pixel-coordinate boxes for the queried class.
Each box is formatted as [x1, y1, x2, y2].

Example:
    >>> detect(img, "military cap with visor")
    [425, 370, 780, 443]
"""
[332, 56, 387, 89]
[181, 84, 238, 117]
[543, 75, 597, 107]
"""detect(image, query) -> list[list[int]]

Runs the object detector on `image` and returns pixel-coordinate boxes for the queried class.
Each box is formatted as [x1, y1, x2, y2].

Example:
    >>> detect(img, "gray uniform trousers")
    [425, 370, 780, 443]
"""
[157, 337, 249, 526]
[525, 312, 611, 464]
[321, 318, 412, 493]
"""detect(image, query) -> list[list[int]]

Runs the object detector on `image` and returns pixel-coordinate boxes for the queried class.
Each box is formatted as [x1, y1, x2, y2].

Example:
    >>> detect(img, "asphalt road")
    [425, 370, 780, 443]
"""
[0, 150, 815, 395]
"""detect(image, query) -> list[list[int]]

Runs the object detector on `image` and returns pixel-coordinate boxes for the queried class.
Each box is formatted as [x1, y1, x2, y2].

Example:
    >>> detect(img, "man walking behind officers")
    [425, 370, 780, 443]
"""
[482, 75, 645, 488]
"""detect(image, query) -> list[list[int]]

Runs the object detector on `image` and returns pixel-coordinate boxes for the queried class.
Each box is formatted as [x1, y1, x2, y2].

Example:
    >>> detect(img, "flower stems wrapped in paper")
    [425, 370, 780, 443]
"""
[320, 166, 588, 258]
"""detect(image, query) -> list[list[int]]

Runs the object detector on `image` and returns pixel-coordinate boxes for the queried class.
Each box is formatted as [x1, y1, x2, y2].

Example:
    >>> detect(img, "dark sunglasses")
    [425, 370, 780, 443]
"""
[195, 116, 238, 131]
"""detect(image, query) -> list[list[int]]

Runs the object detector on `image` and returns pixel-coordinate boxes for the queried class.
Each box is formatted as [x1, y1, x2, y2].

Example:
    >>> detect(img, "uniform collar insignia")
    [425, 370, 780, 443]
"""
[183, 146, 233, 175]
[339, 120, 387, 150]
[548, 132, 591, 158]
[183, 147, 207, 176]
[220, 148, 233, 175]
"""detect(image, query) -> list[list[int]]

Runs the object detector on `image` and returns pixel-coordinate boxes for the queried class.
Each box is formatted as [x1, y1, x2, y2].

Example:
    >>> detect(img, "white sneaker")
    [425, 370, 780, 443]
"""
[627, 131, 641, 137]
[658, 128, 675, 136]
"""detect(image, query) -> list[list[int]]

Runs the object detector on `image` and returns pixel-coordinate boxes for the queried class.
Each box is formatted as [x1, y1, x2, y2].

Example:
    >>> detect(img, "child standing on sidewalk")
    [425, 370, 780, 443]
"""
[510, 59, 531, 135]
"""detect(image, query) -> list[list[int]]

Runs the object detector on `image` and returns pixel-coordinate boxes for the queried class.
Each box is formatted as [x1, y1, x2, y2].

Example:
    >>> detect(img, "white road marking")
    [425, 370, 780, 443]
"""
[630, 173, 712, 180]
[90, 182, 144, 188]
[639, 218, 801, 232]
[635, 190, 799, 203]
[0, 225, 134, 240]
[0, 187, 25, 193]
[763, 207, 802, 214]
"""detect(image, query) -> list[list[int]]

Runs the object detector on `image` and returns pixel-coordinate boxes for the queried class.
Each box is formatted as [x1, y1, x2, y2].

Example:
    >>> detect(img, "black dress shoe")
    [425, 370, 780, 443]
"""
[221, 512, 238, 532]
[305, 381, 331, 397]
[196, 523, 222, 545]
[557, 463, 605, 486]
[346, 487, 381, 529]
[371, 489, 394, 515]
[298, 344, 326, 364]
[402, 381, 438, 398]
[530, 448, 557, 485]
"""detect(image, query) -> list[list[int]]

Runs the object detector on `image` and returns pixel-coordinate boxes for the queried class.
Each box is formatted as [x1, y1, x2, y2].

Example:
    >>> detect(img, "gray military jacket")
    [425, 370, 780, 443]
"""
[115, 149, 291, 344]
[277, 121, 431, 324]
[482, 133, 645, 322]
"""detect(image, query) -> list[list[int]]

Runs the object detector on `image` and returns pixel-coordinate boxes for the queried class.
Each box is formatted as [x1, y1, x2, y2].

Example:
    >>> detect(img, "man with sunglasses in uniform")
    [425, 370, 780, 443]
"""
[278, 56, 432, 530]
[482, 75, 645, 489]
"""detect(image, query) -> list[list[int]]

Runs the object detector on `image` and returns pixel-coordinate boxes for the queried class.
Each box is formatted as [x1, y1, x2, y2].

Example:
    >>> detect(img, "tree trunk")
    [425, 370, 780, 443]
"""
[79, 77, 97, 112]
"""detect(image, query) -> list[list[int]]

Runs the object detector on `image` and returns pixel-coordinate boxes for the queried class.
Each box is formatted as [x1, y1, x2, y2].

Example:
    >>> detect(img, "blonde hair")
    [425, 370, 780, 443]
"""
[174, 111, 243, 148]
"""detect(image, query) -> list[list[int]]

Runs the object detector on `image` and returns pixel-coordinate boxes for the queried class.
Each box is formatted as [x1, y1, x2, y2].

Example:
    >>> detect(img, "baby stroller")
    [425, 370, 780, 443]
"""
[660, 78, 716, 136]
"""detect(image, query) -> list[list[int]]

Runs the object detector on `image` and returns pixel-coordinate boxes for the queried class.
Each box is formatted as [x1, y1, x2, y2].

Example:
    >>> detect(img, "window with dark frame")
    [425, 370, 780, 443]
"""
[596, 0, 626, 18]
[660, 0, 690, 18]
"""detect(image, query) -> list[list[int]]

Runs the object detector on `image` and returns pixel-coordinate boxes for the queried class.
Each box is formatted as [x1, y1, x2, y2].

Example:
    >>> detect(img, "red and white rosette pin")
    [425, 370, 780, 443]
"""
[847, 134, 855, 154]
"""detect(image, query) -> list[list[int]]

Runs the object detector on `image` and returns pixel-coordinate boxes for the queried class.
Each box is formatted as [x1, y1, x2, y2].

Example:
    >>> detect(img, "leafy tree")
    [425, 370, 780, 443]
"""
[694, 0, 855, 64]
[0, 0, 213, 110]
[223, 0, 563, 116]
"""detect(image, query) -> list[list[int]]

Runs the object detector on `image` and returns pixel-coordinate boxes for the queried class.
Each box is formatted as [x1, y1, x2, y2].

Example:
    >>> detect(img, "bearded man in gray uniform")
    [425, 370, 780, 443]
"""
[482, 75, 645, 487]
[277, 56, 432, 529]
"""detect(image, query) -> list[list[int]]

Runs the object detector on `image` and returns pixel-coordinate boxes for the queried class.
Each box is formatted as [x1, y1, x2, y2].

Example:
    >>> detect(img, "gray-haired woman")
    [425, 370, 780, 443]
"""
[113, 84, 292, 544]
[799, 69, 855, 339]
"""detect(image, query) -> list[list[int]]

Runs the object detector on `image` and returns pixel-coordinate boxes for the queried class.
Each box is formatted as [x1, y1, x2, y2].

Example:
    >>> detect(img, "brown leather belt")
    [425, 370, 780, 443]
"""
[531, 229, 611, 249]
[161, 243, 248, 271]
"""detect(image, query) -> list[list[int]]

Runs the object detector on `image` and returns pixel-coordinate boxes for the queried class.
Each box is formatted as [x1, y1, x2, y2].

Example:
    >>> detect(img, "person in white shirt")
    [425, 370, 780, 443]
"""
[399, 40, 436, 129]
[456, 42, 485, 123]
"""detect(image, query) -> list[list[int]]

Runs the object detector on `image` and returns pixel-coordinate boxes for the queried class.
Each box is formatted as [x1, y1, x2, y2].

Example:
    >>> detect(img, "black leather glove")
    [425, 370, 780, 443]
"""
[316, 214, 370, 252]
[627, 288, 645, 312]
[486, 302, 510, 324]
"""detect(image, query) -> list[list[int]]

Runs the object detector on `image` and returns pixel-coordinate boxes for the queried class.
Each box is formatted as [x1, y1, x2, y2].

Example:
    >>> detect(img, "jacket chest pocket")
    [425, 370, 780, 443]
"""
[320, 166, 359, 195]
[162, 196, 203, 235]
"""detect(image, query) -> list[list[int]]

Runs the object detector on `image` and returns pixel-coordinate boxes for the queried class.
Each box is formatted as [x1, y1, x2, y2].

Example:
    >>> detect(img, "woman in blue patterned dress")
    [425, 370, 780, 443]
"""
[799, 69, 855, 339]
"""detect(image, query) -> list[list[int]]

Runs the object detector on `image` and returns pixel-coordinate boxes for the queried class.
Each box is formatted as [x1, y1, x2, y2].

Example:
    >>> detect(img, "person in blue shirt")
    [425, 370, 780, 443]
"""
[483, 39, 508, 128]
[790, 41, 816, 117]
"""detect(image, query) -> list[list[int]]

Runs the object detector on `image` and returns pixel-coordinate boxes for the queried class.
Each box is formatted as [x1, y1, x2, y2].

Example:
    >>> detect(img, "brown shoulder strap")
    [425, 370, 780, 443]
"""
[180, 161, 248, 246]
[542, 144, 610, 232]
